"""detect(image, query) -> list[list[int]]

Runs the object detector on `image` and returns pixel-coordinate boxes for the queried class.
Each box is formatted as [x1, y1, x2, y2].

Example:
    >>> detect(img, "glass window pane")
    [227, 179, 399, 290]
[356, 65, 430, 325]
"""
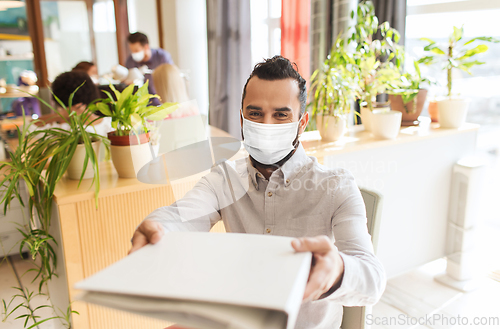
[41, 1, 93, 81]
[93, 0, 119, 76]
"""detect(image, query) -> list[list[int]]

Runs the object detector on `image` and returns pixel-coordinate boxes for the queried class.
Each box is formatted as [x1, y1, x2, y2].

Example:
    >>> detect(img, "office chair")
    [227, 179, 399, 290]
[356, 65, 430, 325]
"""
[341, 188, 383, 329]
[168, 188, 384, 329]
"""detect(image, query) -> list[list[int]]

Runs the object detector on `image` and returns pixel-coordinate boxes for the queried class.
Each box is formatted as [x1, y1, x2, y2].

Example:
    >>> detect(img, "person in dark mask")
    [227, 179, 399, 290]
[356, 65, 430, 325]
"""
[128, 56, 386, 329]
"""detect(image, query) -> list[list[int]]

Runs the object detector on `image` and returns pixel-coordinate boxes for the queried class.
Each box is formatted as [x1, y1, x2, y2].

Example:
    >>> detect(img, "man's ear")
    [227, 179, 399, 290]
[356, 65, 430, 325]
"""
[299, 111, 309, 135]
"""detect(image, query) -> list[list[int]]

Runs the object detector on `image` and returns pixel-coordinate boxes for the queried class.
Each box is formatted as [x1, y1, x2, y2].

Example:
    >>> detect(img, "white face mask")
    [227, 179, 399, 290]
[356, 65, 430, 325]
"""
[131, 50, 145, 62]
[241, 111, 301, 165]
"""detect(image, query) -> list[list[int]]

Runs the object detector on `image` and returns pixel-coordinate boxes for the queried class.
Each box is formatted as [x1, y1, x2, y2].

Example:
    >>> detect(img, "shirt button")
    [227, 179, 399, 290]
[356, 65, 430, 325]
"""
[266, 228, 271, 233]
[267, 192, 273, 197]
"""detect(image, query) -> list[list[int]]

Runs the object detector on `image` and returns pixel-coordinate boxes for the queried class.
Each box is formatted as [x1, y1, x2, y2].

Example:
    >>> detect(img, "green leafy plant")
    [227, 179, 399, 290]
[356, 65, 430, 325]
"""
[419, 25, 499, 97]
[91, 81, 179, 138]
[388, 59, 434, 113]
[309, 36, 359, 121]
[0, 85, 108, 328]
[348, 0, 403, 111]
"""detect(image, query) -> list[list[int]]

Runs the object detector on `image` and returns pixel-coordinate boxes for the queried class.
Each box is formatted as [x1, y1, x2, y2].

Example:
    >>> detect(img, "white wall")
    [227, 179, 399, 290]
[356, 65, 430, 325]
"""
[161, 0, 209, 116]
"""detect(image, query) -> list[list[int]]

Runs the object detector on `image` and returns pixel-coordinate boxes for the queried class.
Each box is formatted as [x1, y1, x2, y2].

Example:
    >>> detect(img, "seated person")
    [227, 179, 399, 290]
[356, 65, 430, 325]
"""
[35, 71, 112, 137]
[72, 61, 99, 85]
[151, 64, 198, 118]
[129, 56, 386, 329]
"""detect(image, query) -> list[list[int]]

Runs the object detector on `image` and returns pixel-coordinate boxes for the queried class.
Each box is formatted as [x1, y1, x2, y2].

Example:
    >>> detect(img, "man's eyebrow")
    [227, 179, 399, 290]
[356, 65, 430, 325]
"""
[246, 105, 262, 110]
[274, 107, 292, 112]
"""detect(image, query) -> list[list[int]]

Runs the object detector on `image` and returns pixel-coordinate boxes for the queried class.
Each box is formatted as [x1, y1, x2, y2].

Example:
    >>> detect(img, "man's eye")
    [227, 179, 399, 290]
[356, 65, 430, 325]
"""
[249, 112, 261, 116]
[276, 112, 288, 118]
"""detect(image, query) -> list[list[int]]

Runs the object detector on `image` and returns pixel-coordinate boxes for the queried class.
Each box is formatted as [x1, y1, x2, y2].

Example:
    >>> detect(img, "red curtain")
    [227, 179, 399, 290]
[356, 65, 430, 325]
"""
[281, 0, 311, 81]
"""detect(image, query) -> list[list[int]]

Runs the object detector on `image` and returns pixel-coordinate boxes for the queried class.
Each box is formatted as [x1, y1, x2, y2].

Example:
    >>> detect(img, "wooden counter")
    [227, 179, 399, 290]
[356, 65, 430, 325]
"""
[48, 120, 479, 329]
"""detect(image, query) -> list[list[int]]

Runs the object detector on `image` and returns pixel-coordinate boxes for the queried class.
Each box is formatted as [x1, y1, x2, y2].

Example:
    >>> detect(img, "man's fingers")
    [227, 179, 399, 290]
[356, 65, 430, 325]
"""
[292, 235, 332, 254]
[129, 231, 148, 254]
[138, 220, 165, 244]
[302, 256, 332, 301]
[128, 221, 164, 254]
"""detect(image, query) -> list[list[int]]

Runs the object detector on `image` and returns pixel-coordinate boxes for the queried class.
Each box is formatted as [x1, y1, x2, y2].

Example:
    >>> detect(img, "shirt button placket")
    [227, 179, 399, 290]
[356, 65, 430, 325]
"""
[265, 184, 275, 235]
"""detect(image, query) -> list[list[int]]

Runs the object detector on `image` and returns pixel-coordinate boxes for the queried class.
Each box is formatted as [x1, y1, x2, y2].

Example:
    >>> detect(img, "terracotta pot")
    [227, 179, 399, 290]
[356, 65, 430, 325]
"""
[389, 89, 428, 126]
[428, 100, 439, 122]
[107, 131, 150, 146]
[67, 141, 101, 180]
[316, 115, 347, 142]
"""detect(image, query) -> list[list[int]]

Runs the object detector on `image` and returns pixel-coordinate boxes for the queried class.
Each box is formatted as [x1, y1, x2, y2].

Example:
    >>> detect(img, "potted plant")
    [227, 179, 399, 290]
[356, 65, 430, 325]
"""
[348, 0, 403, 133]
[90, 81, 178, 178]
[0, 86, 107, 328]
[419, 26, 499, 128]
[309, 37, 358, 142]
[388, 59, 434, 125]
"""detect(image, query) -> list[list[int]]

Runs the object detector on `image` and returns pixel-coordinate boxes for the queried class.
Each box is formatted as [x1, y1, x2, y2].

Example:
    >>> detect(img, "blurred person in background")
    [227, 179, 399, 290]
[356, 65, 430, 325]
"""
[72, 61, 99, 85]
[126, 32, 174, 105]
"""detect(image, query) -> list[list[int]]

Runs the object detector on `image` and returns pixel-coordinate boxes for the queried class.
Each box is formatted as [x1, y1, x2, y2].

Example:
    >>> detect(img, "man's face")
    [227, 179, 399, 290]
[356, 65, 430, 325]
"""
[241, 77, 308, 133]
[128, 42, 151, 61]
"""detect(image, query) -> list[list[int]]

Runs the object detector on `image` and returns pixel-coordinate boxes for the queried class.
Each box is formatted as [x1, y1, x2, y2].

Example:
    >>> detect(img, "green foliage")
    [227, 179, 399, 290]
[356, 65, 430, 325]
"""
[90, 81, 179, 137]
[418, 25, 499, 97]
[309, 36, 358, 120]
[347, 0, 403, 110]
[0, 84, 109, 328]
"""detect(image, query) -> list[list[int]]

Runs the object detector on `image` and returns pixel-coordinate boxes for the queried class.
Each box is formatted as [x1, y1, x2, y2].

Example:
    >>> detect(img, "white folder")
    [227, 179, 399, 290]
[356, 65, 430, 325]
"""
[75, 232, 312, 329]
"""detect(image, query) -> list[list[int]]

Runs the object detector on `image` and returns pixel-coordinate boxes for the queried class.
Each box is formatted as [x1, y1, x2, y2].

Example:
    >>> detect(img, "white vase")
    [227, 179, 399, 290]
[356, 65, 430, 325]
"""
[360, 106, 373, 132]
[111, 143, 153, 178]
[437, 98, 470, 128]
[316, 115, 346, 142]
[371, 110, 402, 139]
[67, 141, 101, 180]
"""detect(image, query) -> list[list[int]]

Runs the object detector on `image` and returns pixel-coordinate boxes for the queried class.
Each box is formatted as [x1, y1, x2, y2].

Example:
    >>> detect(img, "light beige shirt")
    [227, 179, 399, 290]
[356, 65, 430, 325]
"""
[144, 143, 386, 329]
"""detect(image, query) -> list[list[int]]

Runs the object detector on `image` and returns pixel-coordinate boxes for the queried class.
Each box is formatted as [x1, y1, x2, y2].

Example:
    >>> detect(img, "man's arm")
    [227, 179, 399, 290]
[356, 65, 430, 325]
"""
[292, 170, 386, 304]
[129, 175, 221, 253]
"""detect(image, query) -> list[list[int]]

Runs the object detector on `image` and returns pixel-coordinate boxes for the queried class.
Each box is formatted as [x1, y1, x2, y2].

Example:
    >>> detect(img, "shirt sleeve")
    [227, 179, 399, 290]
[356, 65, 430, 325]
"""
[321, 169, 387, 305]
[142, 174, 221, 233]
[125, 56, 135, 69]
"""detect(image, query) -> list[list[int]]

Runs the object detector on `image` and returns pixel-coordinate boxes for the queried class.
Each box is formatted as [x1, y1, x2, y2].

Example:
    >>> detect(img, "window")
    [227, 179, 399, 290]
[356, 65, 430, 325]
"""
[250, 0, 281, 66]
[405, 0, 500, 128]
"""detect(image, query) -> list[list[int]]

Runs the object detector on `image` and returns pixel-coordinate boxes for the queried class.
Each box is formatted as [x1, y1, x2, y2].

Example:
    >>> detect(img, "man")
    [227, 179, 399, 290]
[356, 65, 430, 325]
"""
[125, 32, 174, 105]
[129, 56, 386, 329]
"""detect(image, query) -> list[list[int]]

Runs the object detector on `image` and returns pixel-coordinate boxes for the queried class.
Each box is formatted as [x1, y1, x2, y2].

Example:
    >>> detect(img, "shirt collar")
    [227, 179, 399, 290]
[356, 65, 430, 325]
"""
[246, 142, 310, 189]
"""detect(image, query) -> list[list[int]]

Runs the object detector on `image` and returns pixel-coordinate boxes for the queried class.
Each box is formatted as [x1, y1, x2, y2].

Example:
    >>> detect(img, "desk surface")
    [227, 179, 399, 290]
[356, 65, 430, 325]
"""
[52, 119, 479, 205]
[0, 85, 38, 99]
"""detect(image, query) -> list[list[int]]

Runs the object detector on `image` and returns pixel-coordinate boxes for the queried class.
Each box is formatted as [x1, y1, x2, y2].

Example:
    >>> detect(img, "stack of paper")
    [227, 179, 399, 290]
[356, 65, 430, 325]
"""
[75, 232, 312, 329]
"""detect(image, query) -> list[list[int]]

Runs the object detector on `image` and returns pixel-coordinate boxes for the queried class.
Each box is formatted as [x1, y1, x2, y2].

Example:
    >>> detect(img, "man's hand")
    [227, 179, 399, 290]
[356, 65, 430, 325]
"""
[128, 220, 165, 254]
[291, 235, 344, 302]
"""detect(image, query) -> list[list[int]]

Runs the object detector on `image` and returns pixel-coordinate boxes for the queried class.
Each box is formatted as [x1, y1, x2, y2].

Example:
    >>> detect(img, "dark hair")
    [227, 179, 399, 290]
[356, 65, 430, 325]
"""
[241, 56, 307, 114]
[51, 71, 99, 107]
[72, 61, 95, 73]
[128, 32, 149, 46]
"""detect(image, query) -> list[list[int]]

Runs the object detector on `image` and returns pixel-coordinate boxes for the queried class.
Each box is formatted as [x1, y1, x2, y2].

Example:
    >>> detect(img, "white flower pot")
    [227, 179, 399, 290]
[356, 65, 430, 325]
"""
[360, 106, 373, 132]
[371, 110, 402, 140]
[110, 143, 153, 178]
[437, 98, 470, 128]
[67, 141, 101, 180]
[316, 115, 347, 142]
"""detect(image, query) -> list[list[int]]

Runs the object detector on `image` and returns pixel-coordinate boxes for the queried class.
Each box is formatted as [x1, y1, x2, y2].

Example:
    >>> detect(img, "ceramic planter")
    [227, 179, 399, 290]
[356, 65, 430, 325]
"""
[389, 89, 428, 126]
[371, 110, 402, 139]
[316, 115, 347, 142]
[360, 106, 373, 132]
[67, 141, 101, 180]
[108, 131, 153, 178]
[437, 98, 470, 128]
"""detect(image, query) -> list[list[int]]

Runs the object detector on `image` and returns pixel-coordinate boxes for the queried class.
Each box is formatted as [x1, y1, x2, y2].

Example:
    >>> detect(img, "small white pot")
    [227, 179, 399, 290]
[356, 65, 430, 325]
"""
[67, 141, 101, 180]
[360, 106, 373, 132]
[316, 115, 347, 142]
[371, 110, 402, 139]
[111, 143, 153, 178]
[437, 98, 470, 128]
